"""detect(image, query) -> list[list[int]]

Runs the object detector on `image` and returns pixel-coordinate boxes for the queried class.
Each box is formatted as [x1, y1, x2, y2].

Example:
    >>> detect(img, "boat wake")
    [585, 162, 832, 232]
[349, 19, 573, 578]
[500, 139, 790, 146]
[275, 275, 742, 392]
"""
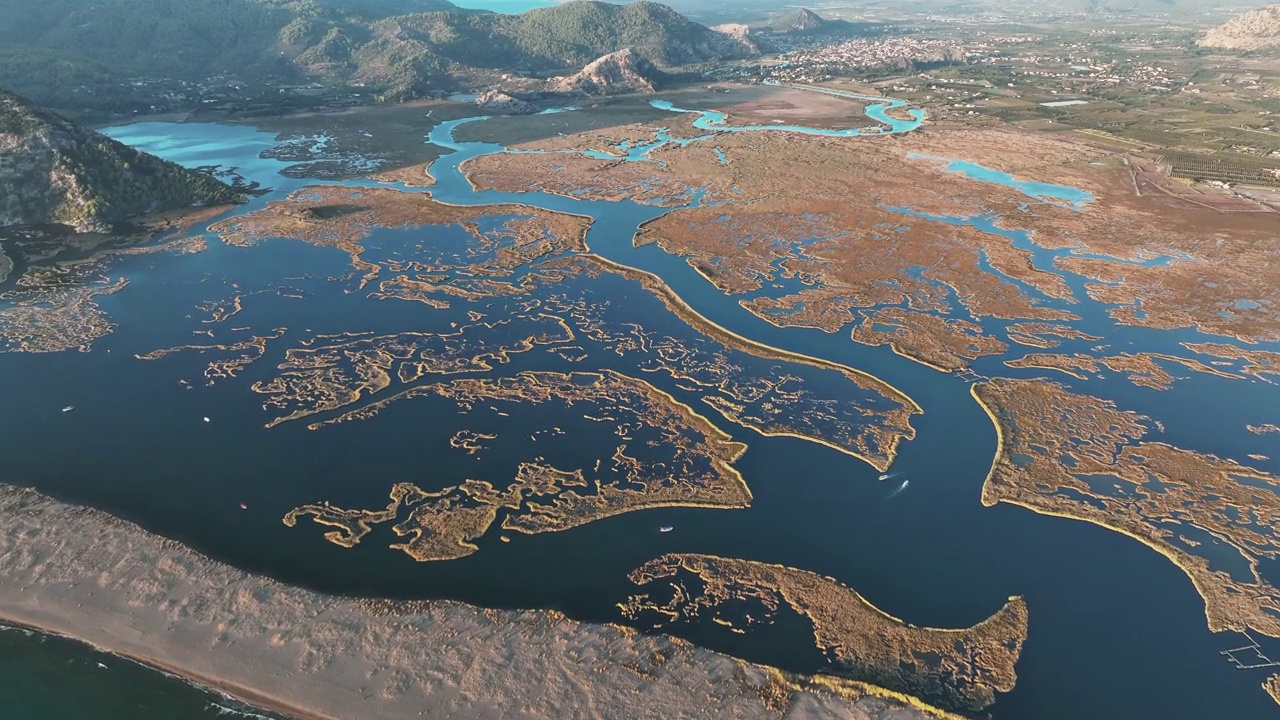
[885, 479, 910, 500]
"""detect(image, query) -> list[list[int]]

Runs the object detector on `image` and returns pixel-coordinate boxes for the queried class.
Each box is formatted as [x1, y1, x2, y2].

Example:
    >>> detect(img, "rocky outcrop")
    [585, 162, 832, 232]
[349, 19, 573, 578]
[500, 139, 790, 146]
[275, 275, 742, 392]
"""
[710, 23, 763, 56]
[475, 89, 537, 115]
[549, 49, 662, 96]
[913, 46, 968, 65]
[1200, 5, 1280, 50]
[0, 90, 240, 232]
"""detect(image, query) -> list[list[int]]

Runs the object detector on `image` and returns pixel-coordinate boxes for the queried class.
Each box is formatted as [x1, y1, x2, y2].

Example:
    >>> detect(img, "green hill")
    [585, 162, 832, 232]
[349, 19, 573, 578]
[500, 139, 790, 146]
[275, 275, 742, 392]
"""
[494, 1, 752, 66]
[0, 0, 753, 110]
[349, 1, 756, 99]
[767, 8, 828, 34]
[0, 90, 242, 231]
[0, 0, 370, 110]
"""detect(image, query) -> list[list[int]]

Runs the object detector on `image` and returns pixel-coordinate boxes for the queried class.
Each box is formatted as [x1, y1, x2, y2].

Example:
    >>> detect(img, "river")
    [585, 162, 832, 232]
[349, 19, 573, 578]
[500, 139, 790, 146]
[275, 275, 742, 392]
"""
[1, 92, 1277, 719]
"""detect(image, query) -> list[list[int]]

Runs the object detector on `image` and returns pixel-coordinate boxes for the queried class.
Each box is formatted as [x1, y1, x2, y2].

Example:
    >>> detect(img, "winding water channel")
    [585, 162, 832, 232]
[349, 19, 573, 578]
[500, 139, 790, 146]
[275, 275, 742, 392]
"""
[2, 92, 1278, 719]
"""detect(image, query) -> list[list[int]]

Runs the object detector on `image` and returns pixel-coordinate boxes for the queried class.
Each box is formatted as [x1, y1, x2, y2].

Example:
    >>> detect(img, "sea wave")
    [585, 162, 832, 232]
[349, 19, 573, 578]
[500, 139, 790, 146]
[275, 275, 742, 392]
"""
[205, 701, 278, 720]
[0, 622, 38, 638]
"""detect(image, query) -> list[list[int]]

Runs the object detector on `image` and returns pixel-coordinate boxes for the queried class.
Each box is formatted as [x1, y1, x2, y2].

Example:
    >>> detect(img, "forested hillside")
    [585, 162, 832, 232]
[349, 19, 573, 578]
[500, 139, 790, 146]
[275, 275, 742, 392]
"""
[0, 90, 241, 231]
[0, 0, 755, 110]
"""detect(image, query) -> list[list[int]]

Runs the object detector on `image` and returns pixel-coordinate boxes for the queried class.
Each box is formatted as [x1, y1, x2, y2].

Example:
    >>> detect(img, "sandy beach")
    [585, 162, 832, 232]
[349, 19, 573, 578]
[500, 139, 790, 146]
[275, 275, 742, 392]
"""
[0, 484, 957, 720]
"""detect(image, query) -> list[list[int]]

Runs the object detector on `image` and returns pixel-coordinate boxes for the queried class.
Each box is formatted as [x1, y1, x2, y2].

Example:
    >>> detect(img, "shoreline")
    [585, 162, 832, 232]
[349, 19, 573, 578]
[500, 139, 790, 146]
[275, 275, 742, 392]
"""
[0, 483, 960, 720]
[970, 380, 1280, 639]
[0, 618, 314, 720]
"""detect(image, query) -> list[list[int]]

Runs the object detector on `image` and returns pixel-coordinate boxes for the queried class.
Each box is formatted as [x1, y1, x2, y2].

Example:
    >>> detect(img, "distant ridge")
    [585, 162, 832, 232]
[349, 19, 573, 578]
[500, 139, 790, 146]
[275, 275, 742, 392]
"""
[768, 8, 828, 34]
[0, 90, 240, 231]
[0, 0, 757, 110]
[755, 7, 872, 37]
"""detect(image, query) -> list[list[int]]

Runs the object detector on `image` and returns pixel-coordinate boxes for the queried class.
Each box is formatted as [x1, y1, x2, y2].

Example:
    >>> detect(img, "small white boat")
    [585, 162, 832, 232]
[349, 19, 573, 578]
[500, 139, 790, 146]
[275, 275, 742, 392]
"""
[202, 417, 211, 423]
[878, 473, 889, 481]
[659, 525, 674, 533]
[61, 406, 74, 413]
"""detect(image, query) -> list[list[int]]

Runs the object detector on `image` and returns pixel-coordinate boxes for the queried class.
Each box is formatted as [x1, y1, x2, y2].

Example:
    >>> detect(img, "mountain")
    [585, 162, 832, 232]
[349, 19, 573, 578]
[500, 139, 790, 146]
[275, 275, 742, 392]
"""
[1200, 4, 1280, 50]
[0, 0, 755, 111]
[352, 2, 758, 99]
[549, 49, 663, 95]
[754, 8, 871, 38]
[482, 2, 758, 68]
[0, 0, 456, 84]
[0, 90, 241, 231]
[768, 8, 828, 33]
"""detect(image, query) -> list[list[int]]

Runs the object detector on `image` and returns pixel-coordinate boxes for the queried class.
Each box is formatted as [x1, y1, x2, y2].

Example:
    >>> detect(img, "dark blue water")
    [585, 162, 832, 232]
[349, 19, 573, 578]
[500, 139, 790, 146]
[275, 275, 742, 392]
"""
[0, 624, 285, 720]
[1, 104, 1278, 720]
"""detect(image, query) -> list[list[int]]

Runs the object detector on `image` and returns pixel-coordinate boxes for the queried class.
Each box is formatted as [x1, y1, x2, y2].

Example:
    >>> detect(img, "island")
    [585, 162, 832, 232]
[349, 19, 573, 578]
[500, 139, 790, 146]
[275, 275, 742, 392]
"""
[622, 553, 1028, 713]
[973, 378, 1280, 638]
[283, 370, 753, 561]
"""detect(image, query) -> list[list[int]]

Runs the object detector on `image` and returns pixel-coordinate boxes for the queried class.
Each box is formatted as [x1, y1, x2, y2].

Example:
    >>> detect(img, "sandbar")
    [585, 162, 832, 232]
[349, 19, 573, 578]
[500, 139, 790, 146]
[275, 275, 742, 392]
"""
[0, 484, 961, 720]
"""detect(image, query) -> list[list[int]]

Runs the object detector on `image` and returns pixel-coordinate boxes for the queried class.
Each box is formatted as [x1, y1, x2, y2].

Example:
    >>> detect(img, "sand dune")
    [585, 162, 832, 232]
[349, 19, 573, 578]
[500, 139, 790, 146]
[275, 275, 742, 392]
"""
[0, 484, 956, 720]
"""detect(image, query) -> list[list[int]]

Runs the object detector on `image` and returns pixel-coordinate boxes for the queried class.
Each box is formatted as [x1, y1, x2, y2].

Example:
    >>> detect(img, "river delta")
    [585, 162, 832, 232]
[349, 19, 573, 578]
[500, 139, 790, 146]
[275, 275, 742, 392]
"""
[1, 82, 1278, 718]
